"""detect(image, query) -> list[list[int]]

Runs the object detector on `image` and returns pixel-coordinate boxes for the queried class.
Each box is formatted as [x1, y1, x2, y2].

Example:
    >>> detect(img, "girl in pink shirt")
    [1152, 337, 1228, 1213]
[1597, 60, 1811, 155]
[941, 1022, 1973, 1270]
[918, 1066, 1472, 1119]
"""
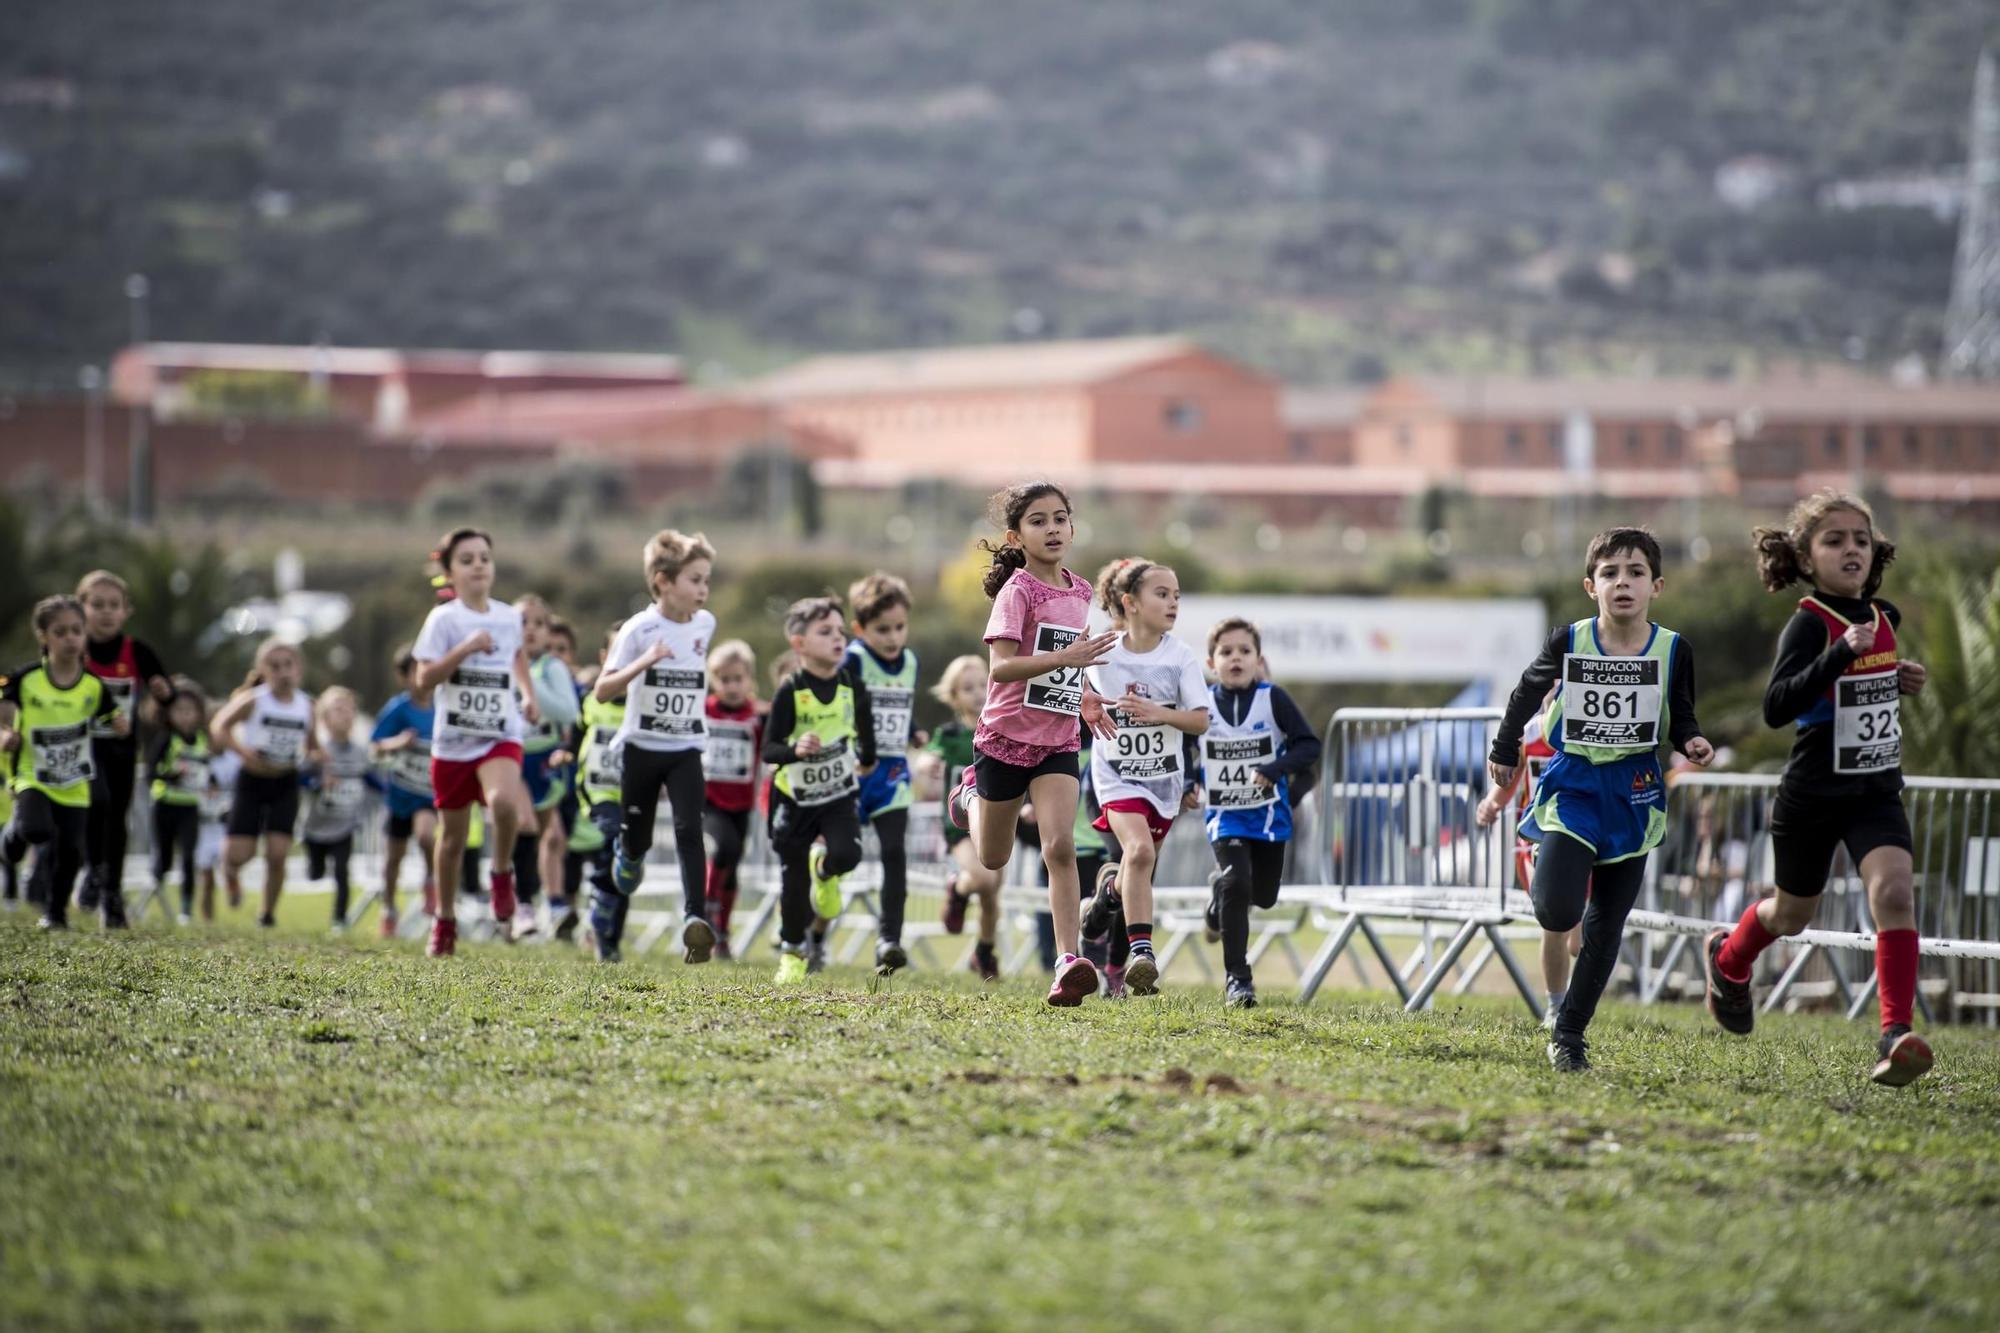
[946, 481, 1117, 1006]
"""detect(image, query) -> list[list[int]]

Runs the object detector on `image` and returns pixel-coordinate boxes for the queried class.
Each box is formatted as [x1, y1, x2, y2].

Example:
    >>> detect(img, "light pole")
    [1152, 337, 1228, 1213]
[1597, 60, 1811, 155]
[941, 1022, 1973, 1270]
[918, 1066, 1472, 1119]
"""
[125, 273, 152, 524]
[79, 364, 104, 511]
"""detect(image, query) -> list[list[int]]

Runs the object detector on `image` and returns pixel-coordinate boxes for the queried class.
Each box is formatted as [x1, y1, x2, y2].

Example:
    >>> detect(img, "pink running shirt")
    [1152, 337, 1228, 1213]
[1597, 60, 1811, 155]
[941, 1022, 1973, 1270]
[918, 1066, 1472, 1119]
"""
[976, 567, 1092, 759]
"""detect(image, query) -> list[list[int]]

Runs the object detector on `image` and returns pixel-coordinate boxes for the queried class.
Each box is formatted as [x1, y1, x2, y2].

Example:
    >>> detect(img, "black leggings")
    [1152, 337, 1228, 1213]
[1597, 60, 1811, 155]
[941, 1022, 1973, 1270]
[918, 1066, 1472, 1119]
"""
[868, 806, 909, 944]
[1213, 838, 1287, 983]
[619, 746, 707, 919]
[769, 794, 861, 947]
[88, 740, 137, 895]
[1531, 832, 1648, 1047]
[152, 801, 200, 912]
[5, 789, 88, 920]
[307, 835, 354, 922]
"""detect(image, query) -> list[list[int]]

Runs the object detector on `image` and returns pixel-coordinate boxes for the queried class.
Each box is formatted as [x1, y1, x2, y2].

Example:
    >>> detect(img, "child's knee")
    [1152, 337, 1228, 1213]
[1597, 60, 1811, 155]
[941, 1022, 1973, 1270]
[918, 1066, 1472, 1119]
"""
[1870, 871, 1915, 919]
[1042, 832, 1077, 868]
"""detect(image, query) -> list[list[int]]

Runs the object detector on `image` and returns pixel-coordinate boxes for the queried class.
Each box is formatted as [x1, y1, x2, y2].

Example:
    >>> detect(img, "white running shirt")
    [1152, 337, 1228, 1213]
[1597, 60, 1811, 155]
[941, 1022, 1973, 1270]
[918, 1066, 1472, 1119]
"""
[1086, 632, 1211, 819]
[413, 597, 526, 763]
[605, 607, 717, 754]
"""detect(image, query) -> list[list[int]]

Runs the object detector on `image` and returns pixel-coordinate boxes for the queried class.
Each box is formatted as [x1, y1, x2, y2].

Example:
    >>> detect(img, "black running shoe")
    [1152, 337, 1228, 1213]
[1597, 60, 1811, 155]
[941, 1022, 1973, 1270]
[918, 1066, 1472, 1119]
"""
[1225, 976, 1257, 1009]
[874, 940, 908, 976]
[37, 912, 68, 931]
[77, 873, 100, 913]
[1870, 1025, 1934, 1088]
[1082, 861, 1122, 940]
[100, 887, 129, 931]
[1547, 1039, 1590, 1073]
[1702, 927, 1755, 1036]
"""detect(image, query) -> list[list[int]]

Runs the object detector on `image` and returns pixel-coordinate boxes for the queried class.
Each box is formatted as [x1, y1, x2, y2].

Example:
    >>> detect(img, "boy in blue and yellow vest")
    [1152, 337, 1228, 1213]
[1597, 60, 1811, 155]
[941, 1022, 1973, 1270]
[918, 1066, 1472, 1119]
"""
[148, 679, 213, 924]
[1487, 528, 1713, 1072]
[819, 572, 919, 976]
[576, 623, 631, 960]
[762, 596, 877, 986]
[1, 595, 124, 930]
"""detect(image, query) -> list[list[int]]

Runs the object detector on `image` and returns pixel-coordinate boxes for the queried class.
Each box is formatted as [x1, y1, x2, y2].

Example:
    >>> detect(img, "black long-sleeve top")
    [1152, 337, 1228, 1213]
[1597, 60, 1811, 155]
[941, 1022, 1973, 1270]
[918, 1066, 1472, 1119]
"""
[760, 666, 877, 769]
[1490, 622, 1701, 767]
[1764, 593, 1903, 800]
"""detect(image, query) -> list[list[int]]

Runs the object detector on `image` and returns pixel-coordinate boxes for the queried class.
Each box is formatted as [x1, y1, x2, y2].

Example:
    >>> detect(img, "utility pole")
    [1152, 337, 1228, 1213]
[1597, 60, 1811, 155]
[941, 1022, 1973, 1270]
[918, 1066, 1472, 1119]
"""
[79, 364, 105, 511]
[125, 273, 153, 524]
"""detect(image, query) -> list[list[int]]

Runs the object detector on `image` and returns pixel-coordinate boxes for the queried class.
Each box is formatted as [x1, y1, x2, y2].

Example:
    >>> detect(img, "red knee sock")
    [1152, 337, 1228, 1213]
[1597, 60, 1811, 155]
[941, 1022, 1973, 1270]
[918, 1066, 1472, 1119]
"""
[706, 864, 737, 934]
[1715, 901, 1776, 983]
[1877, 928, 1919, 1031]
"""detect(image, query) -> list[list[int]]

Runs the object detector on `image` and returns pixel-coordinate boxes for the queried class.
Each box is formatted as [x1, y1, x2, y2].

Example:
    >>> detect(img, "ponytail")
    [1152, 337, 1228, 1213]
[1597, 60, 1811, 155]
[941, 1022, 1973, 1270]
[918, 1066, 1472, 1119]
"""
[979, 541, 1028, 600]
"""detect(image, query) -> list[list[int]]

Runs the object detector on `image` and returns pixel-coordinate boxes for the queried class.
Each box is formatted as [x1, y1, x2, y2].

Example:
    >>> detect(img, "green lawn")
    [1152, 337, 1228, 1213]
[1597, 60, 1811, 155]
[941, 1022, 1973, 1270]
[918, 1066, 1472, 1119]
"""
[4, 907, 2000, 1332]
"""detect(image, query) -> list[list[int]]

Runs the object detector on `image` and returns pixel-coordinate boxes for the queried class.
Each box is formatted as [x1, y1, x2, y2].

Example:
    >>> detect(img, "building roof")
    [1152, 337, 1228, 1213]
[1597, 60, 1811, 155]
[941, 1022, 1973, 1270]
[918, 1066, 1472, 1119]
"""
[1394, 372, 2000, 423]
[759, 335, 1206, 399]
[116, 343, 683, 383]
[410, 386, 766, 445]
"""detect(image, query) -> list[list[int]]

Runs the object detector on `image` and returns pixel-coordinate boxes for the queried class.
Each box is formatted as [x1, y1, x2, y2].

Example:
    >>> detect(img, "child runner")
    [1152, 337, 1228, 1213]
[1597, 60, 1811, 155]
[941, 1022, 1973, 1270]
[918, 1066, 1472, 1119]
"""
[211, 639, 320, 929]
[412, 527, 542, 957]
[763, 597, 876, 984]
[824, 572, 919, 975]
[574, 623, 629, 959]
[945, 482, 1118, 1007]
[702, 640, 762, 962]
[516, 593, 579, 941]
[1702, 491, 1934, 1086]
[545, 616, 585, 938]
[302, 685, 373, 932]
[1078, 557, 1211, 997]
[75, 570, 173, 925]
[146, 678, 211, 926]
[1, 596, 123, 930]
[929, 655, 1003, 980]
[595, 529, 720, 964]
[1488, 527, 1713, 1072]
[371, 645, 437, 937]
[1200, 617, 1321, 1009]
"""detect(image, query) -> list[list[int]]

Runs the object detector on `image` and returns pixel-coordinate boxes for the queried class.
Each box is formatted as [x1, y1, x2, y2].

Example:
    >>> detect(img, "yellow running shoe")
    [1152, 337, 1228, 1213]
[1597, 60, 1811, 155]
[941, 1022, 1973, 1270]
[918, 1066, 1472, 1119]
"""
[775, 951, 809, 986]
[810, 847, 844, 920]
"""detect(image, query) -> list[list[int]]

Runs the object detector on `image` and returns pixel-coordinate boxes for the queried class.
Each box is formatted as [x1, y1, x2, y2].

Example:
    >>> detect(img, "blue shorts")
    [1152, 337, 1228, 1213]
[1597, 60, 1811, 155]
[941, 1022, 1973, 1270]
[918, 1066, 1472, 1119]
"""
[522, 749, 570, 811]
[1520, 750, 1666, 865]
[858, 756, 912, 822]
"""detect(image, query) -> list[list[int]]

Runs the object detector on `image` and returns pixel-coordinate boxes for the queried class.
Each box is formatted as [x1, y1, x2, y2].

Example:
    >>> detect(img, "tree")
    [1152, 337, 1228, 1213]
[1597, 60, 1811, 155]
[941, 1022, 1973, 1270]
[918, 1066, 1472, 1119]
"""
[1902, 562, 2000, 779]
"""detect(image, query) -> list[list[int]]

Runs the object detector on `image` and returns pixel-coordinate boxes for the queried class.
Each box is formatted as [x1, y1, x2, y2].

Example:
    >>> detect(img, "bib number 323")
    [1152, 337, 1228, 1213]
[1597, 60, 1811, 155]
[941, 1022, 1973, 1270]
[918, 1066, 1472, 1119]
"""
[1024, 624, 1083, 716]
[1834, 670, 1901, 775]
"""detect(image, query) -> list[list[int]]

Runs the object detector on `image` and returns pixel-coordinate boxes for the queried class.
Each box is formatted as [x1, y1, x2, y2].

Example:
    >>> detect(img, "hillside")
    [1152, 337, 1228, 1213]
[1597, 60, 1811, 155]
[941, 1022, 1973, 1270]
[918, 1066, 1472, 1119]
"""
[0, 0, 1994, 387]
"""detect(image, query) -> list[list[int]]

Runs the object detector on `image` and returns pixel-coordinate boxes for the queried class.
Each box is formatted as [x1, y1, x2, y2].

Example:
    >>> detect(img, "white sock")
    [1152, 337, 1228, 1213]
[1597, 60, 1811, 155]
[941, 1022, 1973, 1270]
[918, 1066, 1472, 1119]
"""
[1547, 989, 1567, 1009]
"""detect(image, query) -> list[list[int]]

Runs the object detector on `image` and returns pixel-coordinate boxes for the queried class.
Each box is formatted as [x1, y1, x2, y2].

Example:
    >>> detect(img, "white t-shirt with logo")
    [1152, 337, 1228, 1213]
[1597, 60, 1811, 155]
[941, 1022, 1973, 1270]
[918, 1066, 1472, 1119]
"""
[413, 598, 526, 763]
[1086, 632, 1211, 818]
[606, 607, 717, 754]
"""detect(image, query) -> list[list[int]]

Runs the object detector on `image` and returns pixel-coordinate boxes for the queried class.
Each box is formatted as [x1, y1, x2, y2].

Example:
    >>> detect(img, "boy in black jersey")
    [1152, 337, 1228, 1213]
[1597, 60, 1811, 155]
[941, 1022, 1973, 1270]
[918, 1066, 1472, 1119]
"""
[1703, 491, 1933, 1087]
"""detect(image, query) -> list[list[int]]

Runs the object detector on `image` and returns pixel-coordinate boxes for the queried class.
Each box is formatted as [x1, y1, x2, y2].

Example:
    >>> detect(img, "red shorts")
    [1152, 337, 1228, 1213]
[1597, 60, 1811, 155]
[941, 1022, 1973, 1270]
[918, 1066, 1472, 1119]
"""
[431, 742, 523, 812]
[1092, 798, 1175, 844]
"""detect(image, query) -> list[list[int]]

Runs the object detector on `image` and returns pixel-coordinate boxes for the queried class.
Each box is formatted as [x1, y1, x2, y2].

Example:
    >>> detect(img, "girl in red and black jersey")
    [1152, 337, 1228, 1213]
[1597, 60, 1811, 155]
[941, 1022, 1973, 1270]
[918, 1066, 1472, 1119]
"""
[76, 570, 174, 925]
[701, 640, 764, 960]
[1701, 490, 1933, 1086]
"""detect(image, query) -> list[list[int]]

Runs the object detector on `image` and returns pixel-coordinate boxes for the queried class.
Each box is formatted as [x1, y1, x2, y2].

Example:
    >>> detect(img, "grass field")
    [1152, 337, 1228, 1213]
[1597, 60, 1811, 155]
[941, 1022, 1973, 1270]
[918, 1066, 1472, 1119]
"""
[5, 904, 2000, 1332]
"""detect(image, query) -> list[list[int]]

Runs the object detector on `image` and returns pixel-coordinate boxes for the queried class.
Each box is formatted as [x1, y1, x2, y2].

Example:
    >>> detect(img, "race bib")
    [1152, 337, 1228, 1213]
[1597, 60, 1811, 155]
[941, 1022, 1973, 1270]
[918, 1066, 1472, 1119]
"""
[1561, 655, 1662, 748]
[388, 742, 431, 794]
[30, 721, 94, 788]
[322, 776, 367, 812]
[91, 676, 136, 739]
[1834, 670, 1901, 775]
[584, 725, 625, 790]
[787, 740, 857, 807]
[870, 687, 913, 758]
[1204, 732, 1278, 811]
[704, 718, 755, 784]
[634, 665, 706, 739]
[257, 717, 309, 769]
[1108, 717, 1180, 782]
[170, 753, 211, 795]
[1024, 624, 1083, 716]
[440, 667, 512, 741]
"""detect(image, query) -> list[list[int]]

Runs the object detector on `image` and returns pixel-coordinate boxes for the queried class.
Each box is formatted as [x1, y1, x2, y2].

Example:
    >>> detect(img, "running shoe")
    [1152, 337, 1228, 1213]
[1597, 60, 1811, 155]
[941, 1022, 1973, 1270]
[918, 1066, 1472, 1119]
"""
[100, 886, 129, 931]
[1124, 951, 1160, 997]
[1046, 953, 1097, 1007]
[1547, 1039, 1590, 1073]
[970, 943, 999, 981]
[36, 912, 68, 931]
[941, 873, 968, 935]
[611, 853, 645, 897]
[490, 873, 518, 925]
[426, 916, 458, 957]
[775, 950, 809, 986]
[682, 915, 717, 965]
[584, 920, 621, 964]
[1225, 976, 1258, 1009]
[1082, 862, 1121, 940]
[806, 934, 829, 974]
[177, 912, 195, 927]
[1103, 963, 1127, 999]
[810, 848, 843, 920]
[946, 765, 977, 832]
[256, 912, 276, 930]
[552, 901, 579, 942]
[1204, 868, 1223, 944]
[1702, 927, 1755, 1036]
[714, 932, 734, 962]
[77, 874, 100, 913]
[875, 939, 908, 976]
[379, 908, 399, 940]
[1870, 1025, 1935, 1088]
